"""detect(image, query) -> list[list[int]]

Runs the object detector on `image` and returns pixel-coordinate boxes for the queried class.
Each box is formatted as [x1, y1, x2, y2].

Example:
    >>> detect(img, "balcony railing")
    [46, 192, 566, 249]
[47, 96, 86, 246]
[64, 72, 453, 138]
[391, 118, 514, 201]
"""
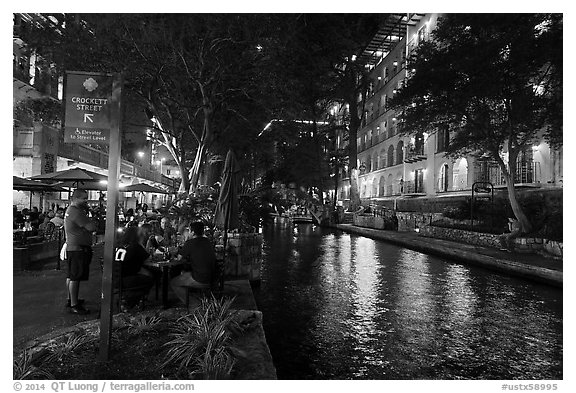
[474, 161, 541, 186]
[13, 63, 60, 100]
[402, 180, 425, 194]
[404, 144, 426, 163]
[59, 143, 175, 188]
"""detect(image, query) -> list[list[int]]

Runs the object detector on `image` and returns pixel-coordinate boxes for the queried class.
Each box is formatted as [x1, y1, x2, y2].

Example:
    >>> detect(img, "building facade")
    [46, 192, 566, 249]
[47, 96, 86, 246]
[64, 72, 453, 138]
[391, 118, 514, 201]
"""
[336, 13, 563, 208]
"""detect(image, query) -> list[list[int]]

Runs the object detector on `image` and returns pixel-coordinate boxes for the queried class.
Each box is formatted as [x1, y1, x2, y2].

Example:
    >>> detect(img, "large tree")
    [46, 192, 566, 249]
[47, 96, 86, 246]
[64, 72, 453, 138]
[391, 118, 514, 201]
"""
[390, 14, 562, 233]
[22, 14, 274, 193]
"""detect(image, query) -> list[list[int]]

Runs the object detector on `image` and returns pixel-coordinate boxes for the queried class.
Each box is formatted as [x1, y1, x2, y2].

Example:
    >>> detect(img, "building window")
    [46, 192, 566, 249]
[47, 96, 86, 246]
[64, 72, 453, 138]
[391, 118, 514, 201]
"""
[396, 141, 404, 163]
[437, 126, 450, 152]
[166, 169, 171, 175]
[387, 145, 395, 167]
[415, 169, 424, 193]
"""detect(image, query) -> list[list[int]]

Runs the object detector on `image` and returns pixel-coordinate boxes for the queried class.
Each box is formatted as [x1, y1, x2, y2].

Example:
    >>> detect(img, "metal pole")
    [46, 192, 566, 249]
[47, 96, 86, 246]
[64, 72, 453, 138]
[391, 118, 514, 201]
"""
[99, 73, 123, 360]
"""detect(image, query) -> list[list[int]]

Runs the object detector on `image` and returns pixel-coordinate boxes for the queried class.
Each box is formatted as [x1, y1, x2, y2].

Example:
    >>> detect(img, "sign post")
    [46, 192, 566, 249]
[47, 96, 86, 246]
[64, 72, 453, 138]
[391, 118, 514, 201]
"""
[63, 70, 121, 360]
[99, 74, 122, 360]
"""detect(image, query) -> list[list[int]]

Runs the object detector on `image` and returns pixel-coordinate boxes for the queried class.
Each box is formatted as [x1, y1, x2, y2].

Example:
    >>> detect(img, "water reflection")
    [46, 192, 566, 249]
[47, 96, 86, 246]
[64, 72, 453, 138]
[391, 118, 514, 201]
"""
[255, 223, 562, 379]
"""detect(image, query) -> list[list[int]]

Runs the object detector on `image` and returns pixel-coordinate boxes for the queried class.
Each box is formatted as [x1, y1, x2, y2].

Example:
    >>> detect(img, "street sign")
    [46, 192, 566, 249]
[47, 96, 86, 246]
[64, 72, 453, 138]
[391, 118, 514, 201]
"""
[64, 72, 113, 144]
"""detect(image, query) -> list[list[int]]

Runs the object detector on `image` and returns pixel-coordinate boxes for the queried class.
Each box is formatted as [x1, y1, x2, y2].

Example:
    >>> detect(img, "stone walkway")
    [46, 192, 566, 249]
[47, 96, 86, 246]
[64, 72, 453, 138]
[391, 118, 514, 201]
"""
[335, 224, 562, 287]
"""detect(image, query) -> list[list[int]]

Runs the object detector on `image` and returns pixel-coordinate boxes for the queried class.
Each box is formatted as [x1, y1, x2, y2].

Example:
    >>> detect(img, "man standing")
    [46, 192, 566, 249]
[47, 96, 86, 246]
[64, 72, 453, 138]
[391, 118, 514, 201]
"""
[64, 189, 97, 314]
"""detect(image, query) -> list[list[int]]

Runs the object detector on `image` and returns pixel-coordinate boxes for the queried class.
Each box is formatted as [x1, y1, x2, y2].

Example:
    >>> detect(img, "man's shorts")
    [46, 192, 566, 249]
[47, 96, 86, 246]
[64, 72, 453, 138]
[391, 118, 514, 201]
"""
[67, 247, 93, 281]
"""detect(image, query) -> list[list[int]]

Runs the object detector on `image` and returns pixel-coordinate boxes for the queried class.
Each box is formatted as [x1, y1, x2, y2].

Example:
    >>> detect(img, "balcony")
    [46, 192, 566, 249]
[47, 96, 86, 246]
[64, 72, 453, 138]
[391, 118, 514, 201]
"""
[58, 143, 175, 189]
[474, 161, 541, 186]
[404, 144, 426, 163]
[402, 180, 425, 194]
[13, 63, 60, 100]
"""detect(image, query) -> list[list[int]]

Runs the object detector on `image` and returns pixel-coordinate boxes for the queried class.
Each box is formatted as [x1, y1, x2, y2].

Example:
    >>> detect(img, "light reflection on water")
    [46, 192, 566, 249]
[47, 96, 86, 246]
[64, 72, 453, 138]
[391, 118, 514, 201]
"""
[254, 224, 562, 379]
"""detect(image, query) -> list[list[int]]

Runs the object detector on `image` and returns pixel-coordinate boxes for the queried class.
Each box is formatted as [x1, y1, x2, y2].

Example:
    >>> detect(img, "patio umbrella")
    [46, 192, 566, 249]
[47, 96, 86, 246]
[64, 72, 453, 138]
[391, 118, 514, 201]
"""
[214, 150, 241, 289]
[123, 183, 168, 194]
[13, 176, 68, 209]
[30, 167, 107, 188]
[13, 176, 66, 192]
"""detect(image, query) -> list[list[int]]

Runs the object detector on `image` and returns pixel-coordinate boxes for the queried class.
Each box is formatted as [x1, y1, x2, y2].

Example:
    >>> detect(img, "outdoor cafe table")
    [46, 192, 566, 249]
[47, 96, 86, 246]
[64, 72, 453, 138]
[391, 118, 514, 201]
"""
[144, 259, 184, 309]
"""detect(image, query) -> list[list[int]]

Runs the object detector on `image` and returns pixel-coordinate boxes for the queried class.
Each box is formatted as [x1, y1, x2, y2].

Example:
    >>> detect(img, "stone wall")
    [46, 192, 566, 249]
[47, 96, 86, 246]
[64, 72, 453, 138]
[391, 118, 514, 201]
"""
[419, 225, 563, 258]
[396, 212, 444, 232]
[225, 233, 263, 281]
[419, 226, 502, 248]
[353, 215, 385, 229]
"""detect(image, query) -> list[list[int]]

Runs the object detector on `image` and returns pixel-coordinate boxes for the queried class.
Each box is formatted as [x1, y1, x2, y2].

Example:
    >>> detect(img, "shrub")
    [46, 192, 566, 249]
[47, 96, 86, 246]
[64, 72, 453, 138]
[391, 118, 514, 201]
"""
[162, 295, 238, 379]
[536, 209, 563, 242]
[13, 350, 54, 380]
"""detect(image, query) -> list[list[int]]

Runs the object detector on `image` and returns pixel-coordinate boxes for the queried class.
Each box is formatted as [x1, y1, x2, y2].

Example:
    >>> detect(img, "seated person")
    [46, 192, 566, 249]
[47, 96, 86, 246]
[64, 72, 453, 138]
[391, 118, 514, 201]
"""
[38, 216, 52, 232]
[138, 222, 165, 253]
[50, 208, 65, 227]
[116, 227, 155, 308]
[170, 221, 217, 304]
[160, 217, 176, 246]
[29, 207, 40, 229]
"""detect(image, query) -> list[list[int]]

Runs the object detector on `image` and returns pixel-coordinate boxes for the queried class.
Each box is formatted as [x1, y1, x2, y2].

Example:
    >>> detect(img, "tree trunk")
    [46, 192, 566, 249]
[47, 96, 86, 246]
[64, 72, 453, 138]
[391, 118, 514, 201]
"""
[503, 166, 532, 234]
[349, 168, 361, 212]
[333, 164, 339, 210]
[188, 101, 212, 194]
[178, 162, 190, 194]
[347, 93, 361, 212]
[189, 143, 207, 193]
[496, 146, 532, 233]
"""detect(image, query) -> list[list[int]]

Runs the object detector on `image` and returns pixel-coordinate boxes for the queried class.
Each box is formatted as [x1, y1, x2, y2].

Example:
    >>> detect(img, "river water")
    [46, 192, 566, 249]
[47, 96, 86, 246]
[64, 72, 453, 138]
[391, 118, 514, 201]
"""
[252, 223, 563, 379]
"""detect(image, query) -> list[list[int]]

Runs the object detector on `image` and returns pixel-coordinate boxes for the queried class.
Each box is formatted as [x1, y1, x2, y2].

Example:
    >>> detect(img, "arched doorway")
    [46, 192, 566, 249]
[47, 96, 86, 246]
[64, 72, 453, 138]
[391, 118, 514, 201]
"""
[452, 158, 468, 190]
[372, 178, 378, 197]
[379, 176, 385, 196]
[386, 173, 394, 195]
[438, 163, 449, 192]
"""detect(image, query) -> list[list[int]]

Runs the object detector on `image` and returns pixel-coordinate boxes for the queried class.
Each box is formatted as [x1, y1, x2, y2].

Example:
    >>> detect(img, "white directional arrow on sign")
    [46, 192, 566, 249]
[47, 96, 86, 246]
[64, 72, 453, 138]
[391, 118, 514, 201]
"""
[84, 113, 94, 123]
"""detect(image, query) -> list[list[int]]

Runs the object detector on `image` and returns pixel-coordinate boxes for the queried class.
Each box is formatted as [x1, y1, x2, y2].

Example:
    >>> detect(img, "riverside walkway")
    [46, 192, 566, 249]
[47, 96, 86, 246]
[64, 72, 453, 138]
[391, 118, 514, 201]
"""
[334, 224, 562, 287]
[13, 242, 258, 350]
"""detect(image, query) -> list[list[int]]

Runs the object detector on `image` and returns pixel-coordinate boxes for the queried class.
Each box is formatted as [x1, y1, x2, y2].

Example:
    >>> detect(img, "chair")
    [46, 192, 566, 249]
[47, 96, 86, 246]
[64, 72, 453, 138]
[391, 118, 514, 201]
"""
[113, 248, 153, 312]
[184, 262, 224, 311]
[43, 222, 56, 241]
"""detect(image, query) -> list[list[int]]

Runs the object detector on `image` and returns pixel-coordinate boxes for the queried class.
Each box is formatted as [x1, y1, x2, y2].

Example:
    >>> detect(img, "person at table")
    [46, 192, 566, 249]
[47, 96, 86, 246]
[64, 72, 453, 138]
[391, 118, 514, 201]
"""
[64, 189, 98, 315]
[29, 207, 40, 229]
[170, 221, 217, 304]
[116, 226, 155, 310]
[160, 217, 176, 246]
[14, 207, 24, 229]
[138, 223, 162, 253]
[50, 208, 65, 227]
[38, 215, 51, 232]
